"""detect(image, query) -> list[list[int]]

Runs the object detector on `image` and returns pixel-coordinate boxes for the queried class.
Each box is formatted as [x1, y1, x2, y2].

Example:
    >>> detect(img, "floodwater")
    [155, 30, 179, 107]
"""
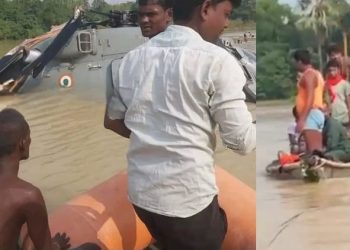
[0, 30, 256, 212]
[0, 85, 255, 212]
[222, 31, 256, 52]
[257, 104, 350, 250]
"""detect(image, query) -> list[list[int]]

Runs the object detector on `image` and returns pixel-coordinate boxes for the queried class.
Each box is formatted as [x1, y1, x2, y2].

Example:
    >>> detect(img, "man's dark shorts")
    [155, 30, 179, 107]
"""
[133, 195, 227, 250]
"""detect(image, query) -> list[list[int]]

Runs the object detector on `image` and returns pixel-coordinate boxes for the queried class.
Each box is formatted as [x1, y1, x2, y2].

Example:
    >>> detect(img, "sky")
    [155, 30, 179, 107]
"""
[278, 0, 298, 8]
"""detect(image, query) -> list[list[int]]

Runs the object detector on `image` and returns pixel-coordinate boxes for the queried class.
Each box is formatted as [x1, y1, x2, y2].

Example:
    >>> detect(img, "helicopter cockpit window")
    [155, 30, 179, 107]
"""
[78, 32, 92, 53]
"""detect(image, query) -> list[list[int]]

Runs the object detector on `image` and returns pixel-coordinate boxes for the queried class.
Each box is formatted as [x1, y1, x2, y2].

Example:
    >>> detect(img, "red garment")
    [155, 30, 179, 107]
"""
[278, 152, 300, 166]
[326, 74, 344, 102]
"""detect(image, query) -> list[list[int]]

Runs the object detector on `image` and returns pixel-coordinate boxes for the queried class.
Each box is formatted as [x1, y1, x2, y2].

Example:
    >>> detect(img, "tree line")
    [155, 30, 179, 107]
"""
[257, 0, 350, 100]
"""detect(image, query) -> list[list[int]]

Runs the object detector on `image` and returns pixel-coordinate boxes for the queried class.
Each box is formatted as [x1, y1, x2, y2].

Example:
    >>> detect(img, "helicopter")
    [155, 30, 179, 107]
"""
[0, 7, 256, 103]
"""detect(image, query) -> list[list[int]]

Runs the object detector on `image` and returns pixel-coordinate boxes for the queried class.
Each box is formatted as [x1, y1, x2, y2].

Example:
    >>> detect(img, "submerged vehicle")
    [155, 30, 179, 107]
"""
[0, 7, 256, 102]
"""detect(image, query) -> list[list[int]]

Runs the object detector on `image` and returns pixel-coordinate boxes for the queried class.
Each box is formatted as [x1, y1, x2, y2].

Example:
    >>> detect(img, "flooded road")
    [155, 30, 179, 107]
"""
[257, 104, 350, 250]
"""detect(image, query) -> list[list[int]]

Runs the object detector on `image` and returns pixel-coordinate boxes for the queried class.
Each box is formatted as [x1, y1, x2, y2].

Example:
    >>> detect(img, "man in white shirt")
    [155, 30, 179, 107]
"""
[104, 0, 255, 249]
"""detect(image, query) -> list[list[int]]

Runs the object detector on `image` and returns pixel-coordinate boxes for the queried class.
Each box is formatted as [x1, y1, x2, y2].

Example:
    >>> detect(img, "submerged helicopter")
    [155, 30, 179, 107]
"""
[0, 7, 256, 102]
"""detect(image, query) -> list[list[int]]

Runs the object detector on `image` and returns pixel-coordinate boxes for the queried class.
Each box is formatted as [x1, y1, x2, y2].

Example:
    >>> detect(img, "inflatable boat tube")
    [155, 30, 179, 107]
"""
[20, 166, 255, 250]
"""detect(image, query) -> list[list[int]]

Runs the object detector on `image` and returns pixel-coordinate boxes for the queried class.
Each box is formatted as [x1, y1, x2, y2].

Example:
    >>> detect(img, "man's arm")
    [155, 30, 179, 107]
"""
[104, 60, 130, 138]
[104, 108, 131, 138]
[346, 96, 350, 123]
[343, 57, 349, 80]
[209, 55, 255, 155]
[344, 81, 350, 122]
[23, 187, 70, 250]
[323, 84, 331, 109]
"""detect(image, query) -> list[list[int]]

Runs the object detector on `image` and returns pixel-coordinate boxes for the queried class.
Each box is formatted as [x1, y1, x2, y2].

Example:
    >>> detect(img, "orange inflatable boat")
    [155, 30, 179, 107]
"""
[20, 166, 255, 250]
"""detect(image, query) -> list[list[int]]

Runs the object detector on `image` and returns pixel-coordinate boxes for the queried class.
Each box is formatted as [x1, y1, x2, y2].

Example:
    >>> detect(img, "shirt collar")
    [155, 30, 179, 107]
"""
[166, 24, 203, 40]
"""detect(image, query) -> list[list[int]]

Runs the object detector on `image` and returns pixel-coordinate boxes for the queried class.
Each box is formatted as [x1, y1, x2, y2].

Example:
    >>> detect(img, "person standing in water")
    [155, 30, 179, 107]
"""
[293, 49, 325, 153]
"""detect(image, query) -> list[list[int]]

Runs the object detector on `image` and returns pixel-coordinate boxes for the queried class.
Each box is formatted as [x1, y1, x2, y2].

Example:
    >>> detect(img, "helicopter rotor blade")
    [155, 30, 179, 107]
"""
[22, 12, 83, 78]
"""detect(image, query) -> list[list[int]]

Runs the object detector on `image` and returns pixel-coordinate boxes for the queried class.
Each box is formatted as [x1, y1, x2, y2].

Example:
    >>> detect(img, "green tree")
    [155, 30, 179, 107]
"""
[296, 0, 338, 70]
[91, 0, 109, 12]
[112, 2, 137, 11]
[331, 1, 350, 76]
[257, 0, 301, 100]
[231, 0, 255, 21]
[257, 47, 295, 99]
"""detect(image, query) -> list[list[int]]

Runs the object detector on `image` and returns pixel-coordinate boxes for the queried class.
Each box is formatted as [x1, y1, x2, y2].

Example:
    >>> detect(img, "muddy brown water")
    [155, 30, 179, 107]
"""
[0, 86, 255, 212]
[257, 104, 350, 250]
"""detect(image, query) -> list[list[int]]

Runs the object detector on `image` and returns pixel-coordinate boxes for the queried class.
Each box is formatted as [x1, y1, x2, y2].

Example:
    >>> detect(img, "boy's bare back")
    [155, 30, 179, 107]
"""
[0, 176, 47, 250]
[0, 108, 70, 250]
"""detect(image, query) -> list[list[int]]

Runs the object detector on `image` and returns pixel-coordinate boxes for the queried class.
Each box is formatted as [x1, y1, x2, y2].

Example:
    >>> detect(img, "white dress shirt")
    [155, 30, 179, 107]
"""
[107, 25, 256, 217]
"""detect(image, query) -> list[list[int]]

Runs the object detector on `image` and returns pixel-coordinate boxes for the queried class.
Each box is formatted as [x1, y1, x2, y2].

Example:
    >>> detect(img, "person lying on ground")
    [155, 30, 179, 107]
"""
[0, 108, 100, 250]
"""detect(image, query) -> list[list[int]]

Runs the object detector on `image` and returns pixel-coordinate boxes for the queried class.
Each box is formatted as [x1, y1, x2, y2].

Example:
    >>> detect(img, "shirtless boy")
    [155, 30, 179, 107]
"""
[0, 108, 70, 250]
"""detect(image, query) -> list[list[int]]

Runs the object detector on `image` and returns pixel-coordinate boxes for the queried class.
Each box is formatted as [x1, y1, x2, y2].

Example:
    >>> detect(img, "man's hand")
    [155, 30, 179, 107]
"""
[296, 119, 305, 133]
[104, 108, 130, 139]
[52, 232, 70, 250]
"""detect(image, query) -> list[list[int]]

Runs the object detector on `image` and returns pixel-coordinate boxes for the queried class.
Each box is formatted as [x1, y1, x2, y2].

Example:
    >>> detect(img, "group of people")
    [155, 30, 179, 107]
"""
[1, 0, 255, 250]
[288, 45, 350, 163]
